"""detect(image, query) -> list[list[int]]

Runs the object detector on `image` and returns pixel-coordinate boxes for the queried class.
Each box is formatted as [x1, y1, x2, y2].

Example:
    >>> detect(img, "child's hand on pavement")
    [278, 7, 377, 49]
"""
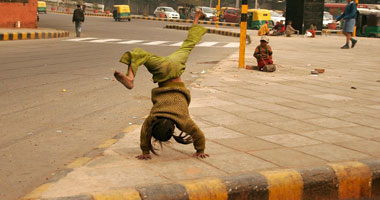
[136, 154, 151, 160]
[193, 153, 209, 159]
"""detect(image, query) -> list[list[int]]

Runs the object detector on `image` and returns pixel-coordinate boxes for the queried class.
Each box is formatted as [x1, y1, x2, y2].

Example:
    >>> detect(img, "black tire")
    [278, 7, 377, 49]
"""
[128, 18, 131, 22]
[369, 33, 377, 38]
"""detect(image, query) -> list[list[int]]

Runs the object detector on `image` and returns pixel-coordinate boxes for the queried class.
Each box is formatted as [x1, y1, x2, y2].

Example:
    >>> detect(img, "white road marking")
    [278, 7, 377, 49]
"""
[223, 42, 240, 48]
[142, 41, 168, 45]
[88, 39, 123, 43]
[118, 40, 144, 44]
[197, 42, 219, 47]
[169, 42, 183, 46]
[66, 37, 97, 41]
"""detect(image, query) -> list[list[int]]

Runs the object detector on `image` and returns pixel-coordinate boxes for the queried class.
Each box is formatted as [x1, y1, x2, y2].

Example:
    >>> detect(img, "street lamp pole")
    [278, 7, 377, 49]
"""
[255, 0, 258, 9]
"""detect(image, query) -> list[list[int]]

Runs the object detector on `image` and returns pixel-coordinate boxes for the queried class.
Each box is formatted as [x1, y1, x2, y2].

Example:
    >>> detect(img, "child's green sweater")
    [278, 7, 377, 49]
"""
[140, 82, 206, 154]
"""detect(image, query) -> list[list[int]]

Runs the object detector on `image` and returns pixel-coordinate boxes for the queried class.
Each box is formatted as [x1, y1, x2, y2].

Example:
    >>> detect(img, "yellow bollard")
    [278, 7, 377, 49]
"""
[216, 0, 221, 28]
[353, 0, 359, 36]
[239, 0, 248, 68]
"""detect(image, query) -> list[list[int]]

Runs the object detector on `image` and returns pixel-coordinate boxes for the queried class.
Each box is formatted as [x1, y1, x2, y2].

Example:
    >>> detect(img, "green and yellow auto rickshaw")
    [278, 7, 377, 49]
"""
[247, 9, 273, 30]
[113, 5, 131, 22]
[37, 1, 47, 14]
[356, 8, 380, 38]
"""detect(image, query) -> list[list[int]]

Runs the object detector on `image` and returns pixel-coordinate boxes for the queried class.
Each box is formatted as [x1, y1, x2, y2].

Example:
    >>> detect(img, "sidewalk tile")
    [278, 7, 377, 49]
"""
[312, 94, 353, 101]
[278, 101, 324, 110]
[189, 107, 228, 116]
[200, 114, 252, 126]
[265, 120, 323, 133]
[202, 126, 246, 139]
[169, 140, 237, 155]
[237, 111, 293, 123]
[249, 148, 325, 168]
[189, 97, 234, 108]
[225, 122, 290, 136]
[294, 143, 370, 162]
[212, 104, 260, 113]
[336, 140, 380, 156]
[335, 126, 380, 139]
[304, 117, 358, 128]
[303, 107, 353, 118]
[258, 133, 322, 148]
[333, 114, 380, 129]
[203, 152, 278, 174]
[113, 146, 189, 162]
[146, 159, 227, 181]
[299, 129, 362, 143]
[270, 109, 323, 120]
[253, 96, 293, 104]
[214, 137, 280, 152]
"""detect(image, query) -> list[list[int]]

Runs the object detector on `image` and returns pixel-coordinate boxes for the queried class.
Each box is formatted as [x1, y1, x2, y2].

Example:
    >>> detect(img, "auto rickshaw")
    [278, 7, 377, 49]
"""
[356, 8, 380, 38]
[113, 5, 131, 22]
[247, 9, 273, 30]
[37, 1, 47, 14]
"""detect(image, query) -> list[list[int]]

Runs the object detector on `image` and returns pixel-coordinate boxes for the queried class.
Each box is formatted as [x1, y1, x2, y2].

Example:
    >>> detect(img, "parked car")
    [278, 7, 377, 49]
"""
[323, 11, 334, 28]
[190, 6, 216, 21]
[270, 10, 285, 25]
[223, 8, 241, 23]
[153, 6, 180, 19]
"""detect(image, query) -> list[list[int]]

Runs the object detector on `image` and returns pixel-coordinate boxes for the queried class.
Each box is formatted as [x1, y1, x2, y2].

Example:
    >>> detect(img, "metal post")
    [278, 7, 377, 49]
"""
[353, 0, 358, 36]
[236, 0, 239, 8]
[255, 0, 258, 9]
[216, 0, 220, 28]
[210, 0, 212, 7]
[239, 0, 248, 68]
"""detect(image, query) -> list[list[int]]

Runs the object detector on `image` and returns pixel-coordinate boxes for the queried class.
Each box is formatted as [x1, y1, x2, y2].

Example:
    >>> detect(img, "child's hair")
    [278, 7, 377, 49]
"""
[147, 117, 193, 155]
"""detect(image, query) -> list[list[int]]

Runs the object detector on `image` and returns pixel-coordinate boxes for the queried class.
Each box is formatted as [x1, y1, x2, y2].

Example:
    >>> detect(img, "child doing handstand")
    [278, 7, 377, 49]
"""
[114, 9, 209, 160]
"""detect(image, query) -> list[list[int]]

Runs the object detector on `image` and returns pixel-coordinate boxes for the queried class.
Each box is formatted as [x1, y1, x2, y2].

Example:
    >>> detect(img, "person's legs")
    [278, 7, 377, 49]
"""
[341, 32, 350, 49]
[75, 21, 80, 37]
[350, 32, 357, 48]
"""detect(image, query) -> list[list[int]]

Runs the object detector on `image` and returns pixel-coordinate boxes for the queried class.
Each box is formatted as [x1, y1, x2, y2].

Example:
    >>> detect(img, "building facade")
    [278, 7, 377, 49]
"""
[0, 0, 38, 28]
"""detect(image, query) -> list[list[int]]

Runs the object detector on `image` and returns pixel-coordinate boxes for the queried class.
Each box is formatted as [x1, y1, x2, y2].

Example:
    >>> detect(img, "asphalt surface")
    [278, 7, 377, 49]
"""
[0, 13, 238, 200]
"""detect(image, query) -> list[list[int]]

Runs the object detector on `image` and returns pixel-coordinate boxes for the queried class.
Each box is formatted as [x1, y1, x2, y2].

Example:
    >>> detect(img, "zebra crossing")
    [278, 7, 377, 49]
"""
[64, 37, 240, 48]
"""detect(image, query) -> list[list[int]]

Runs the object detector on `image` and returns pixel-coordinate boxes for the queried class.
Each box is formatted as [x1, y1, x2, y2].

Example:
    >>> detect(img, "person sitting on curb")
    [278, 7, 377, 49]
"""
[253, 36, 273, 70]
[114, 9, 209, 160]
[270, 21, 285, 36]
[258, 21, 270, 36]
[285, 20, 299, 37]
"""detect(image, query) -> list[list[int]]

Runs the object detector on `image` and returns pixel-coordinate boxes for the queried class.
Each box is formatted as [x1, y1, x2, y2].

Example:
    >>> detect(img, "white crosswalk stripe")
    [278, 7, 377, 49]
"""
[64, 38, 239, 48]
[88, 39, 123, 43]
[170, 42, 183, 46]
[223, 42, 241, 48]
[142, 41, 169, 45]
[66, 37, 97, 41]
[118, 40, 144, 44]
[197, 42, 218, 47]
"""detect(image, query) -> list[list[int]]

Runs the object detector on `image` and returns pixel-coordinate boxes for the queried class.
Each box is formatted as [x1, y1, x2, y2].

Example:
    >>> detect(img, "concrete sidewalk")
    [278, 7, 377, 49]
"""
[24, 34, 380, 199]
[0, 28, 69, 41]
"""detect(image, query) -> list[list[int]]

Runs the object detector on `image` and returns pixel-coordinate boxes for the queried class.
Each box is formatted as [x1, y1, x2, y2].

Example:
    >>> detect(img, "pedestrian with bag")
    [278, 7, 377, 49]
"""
[72, 4, 85, 37]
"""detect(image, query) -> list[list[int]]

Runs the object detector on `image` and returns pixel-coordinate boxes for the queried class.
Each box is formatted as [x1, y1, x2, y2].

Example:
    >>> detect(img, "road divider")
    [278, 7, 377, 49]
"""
[23, 159, 380, 200]
[0, 31, 69, 41]
[165, 24, 251, 44]
[48, 11, 240, 27]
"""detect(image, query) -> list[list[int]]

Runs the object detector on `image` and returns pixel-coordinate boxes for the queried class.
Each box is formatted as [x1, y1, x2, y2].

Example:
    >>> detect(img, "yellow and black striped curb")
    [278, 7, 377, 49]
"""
[22, 125, 140, 200]
[165, 24, 251, 44]
[0, 31, 69, 41]
[48, 11, 240, 27]
[24, 158, 380, 200]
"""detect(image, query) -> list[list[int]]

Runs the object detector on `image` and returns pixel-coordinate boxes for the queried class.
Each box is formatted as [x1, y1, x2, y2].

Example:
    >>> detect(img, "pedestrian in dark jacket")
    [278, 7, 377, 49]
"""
[336, 0, 358, 49]
[72, 4, 85, 37]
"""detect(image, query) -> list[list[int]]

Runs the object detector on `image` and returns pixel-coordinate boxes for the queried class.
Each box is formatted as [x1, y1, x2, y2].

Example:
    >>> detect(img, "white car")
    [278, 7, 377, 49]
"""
[323, 11, 334, 28]
[153, 6, 180, 19]
[270, 11, 285, 25]
[197, 6, 216, 21]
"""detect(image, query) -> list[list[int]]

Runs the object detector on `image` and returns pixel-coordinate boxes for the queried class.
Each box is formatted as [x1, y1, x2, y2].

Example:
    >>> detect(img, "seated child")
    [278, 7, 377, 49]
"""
[114, 9, 209, 160]
[307, 23, 317, 38]
[253, 36, 273, 70]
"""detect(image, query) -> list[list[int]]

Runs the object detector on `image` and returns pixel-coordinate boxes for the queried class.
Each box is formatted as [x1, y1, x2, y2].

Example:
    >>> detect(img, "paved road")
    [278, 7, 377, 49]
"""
[0, 13, 238, 200]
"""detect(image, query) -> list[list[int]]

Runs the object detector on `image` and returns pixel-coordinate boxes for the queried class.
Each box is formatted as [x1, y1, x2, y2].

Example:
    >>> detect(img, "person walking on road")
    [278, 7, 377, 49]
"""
[336, 0, 358, 49]
[72, 4, 85, 37]
[114, 9, 209, 160]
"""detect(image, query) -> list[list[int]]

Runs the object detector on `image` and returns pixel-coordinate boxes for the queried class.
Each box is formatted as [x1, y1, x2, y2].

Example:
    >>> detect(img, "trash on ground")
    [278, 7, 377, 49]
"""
[103, 77, 111, 80]
[61, 89, 67, 92]
[314, 68, 325, 73]
[377, 80, 380, 82]
[307, 64, 312, 67]
[128, 122, 133, 125]
[190, 71, 199, 74]
[310, 70, 319, 75]
[56, 130, 63, 133]
[200, 69, 207, 74]
[191, 75, 199, 78]
[351, 86, 357, 89]
[27, 132, 34, 135]
[132, 116, 137, 119]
